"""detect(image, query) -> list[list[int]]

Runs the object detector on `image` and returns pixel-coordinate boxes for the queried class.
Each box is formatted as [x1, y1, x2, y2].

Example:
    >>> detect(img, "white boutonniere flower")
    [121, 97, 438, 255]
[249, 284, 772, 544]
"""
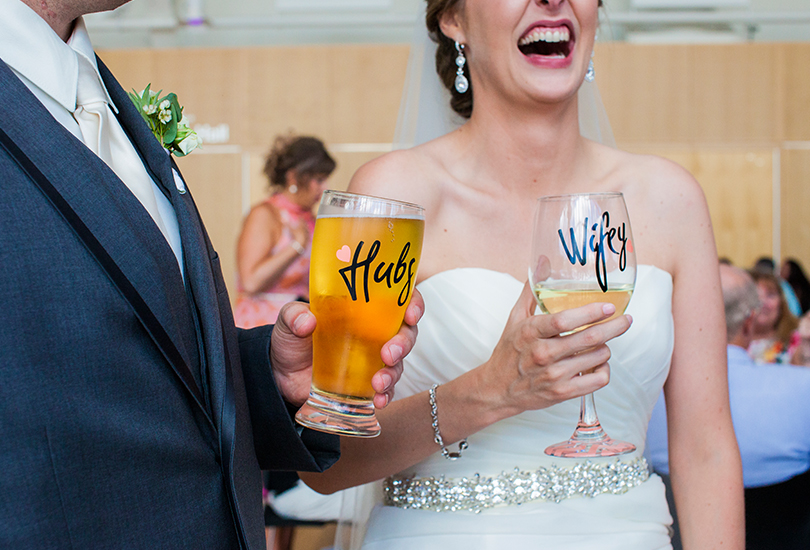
[128, 85, 202, 157]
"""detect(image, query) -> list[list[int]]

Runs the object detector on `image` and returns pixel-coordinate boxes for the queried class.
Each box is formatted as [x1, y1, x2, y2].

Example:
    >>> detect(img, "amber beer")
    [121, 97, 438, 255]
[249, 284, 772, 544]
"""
[295, 191, 424, 437]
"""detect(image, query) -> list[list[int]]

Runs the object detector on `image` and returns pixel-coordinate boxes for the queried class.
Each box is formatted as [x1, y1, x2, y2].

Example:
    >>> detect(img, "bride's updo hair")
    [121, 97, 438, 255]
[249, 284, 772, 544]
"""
[426, 0, 603, 119]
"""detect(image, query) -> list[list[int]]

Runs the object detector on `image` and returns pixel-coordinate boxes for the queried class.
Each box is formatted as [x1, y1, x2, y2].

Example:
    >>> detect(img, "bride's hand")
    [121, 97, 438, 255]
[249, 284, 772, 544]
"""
[480, 280, 632, 419]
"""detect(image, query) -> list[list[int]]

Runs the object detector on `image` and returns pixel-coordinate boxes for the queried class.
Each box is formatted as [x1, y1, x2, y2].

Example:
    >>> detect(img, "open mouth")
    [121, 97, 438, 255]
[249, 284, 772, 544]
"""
[518, 24, 573, 59]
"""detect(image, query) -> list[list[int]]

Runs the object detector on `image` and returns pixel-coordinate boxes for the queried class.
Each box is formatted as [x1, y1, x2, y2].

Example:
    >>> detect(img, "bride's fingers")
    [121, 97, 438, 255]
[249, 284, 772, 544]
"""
[563, 363, 611, 397]
[530, 340, 610, 379]
[530, 302, 626, 339]
[563, 314, 632, 350]
[509, 347, 611, 408]
[525, 314, 632, 368]
[535, 350, 612, 401]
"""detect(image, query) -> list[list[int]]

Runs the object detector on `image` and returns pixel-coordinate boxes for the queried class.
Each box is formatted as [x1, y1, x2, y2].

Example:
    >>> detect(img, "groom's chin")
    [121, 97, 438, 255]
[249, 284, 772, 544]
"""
[80, 0, 134, 17]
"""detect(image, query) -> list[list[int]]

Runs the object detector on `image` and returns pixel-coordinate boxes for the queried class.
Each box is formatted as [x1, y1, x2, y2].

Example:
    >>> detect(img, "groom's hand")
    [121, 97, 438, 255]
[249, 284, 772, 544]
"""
[269, 290, 424, 408]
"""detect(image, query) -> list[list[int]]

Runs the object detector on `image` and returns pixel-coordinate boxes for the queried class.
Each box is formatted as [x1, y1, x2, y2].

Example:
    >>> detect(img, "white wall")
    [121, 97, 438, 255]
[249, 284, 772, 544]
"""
[86, 0, 810, 49]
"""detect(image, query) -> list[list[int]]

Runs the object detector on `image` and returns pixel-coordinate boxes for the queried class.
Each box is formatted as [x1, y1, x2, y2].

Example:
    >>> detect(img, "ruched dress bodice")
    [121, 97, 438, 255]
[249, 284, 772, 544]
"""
[359, 265, 676, 550]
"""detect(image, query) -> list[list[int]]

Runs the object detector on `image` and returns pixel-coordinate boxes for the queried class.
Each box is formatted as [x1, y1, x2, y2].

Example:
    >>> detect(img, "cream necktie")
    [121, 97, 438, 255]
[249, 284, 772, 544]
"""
[73, 54, 172, 243]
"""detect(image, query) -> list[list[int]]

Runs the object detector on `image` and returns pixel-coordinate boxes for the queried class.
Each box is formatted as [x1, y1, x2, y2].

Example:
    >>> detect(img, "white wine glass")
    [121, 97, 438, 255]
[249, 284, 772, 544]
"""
[529, 193, 637, 458]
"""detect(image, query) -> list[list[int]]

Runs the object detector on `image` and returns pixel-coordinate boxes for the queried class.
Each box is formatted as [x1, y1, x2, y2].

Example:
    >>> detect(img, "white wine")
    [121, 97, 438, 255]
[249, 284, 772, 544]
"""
[533, 283, 634, 323]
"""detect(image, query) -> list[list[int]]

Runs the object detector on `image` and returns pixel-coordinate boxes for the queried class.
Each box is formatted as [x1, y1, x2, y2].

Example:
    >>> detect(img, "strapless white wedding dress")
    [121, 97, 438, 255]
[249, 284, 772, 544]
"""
[357, 265, 676, 550]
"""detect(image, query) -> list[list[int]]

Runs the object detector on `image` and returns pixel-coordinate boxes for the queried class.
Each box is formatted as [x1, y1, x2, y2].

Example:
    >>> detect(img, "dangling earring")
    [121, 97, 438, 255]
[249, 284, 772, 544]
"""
[585, 55, 595, 83]
[454, 41, 469, 94]
[288, 184, 298, 194]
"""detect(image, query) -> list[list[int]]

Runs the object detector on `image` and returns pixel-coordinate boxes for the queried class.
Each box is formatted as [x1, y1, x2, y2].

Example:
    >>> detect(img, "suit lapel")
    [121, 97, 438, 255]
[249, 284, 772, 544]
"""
[97, 59, 175, 201]
[97, 60, 231, 436]
[0, 59, 210, 422]
[166, 169, 246, 544]
[166, 161, 231, 434]
[100, 62, 255, 546]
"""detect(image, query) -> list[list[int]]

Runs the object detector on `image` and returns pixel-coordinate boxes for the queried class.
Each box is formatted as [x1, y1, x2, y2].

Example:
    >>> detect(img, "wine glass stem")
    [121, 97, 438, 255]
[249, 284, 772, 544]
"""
[579, 392, 599, 427]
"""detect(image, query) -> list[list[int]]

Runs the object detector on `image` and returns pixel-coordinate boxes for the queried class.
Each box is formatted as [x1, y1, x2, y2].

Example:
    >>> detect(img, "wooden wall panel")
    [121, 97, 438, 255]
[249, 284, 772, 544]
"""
[100, 50, 158, 95]
[689, 45, 782, 144]
[597, 43, 692, 144]
[781, 149, 810, 272]
[244, 47, 334, 143]
[173, 152, 244, 297]
[101, 45, 408, 152]
[782, 44, 810, 142]
[247, 149, 268, 210]
[692, 149, 773, 268]
[598, 43, 793, 145]
[102, 49, 252, 145]
[98, 42, 810, 294]
[156, 49, 251, 144]
[623, 146, 773, 268]
[329, 46, 410, 143]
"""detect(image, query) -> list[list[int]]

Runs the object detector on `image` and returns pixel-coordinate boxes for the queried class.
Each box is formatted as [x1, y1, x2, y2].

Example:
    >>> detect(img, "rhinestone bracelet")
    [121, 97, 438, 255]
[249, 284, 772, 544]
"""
[384, 457, 650, 513]
[429, 384, 468, 460]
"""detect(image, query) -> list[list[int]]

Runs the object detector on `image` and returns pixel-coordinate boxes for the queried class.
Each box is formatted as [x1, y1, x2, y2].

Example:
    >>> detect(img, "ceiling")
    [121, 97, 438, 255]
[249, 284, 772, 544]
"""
[85, 0, 810, 49]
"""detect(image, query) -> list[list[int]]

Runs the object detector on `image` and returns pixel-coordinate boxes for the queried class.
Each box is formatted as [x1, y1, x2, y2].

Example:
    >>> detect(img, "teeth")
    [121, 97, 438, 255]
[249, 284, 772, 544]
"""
[519, 26, 571, 46]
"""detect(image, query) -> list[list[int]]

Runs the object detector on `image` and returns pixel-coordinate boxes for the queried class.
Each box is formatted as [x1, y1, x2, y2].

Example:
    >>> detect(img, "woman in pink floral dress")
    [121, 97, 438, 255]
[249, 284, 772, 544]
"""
[234, 135, 335, 327]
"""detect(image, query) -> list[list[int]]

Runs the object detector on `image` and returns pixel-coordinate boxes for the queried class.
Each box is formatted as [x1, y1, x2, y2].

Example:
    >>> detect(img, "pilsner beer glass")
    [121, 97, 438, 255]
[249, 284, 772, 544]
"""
[529, 193, 637, 457]
[295, 190, 425, 437]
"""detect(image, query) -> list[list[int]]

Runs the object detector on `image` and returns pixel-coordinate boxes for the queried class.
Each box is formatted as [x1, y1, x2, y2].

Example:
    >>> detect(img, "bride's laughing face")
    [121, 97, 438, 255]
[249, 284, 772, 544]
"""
[440, 0, 599, 108]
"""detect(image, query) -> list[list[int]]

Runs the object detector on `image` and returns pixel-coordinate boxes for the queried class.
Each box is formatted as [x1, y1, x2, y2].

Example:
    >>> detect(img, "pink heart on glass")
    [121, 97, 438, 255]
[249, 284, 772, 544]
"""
[336, 245, 351, 263]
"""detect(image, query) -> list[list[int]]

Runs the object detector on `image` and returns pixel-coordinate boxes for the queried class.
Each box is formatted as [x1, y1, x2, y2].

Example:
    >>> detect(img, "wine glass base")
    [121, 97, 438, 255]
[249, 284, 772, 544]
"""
[294, 389, 380, 438]
[544, 424, 636, 458]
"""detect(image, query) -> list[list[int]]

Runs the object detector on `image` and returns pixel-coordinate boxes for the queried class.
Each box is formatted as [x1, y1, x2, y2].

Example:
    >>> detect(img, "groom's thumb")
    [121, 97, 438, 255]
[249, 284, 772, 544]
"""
[276, 302, 317, 339]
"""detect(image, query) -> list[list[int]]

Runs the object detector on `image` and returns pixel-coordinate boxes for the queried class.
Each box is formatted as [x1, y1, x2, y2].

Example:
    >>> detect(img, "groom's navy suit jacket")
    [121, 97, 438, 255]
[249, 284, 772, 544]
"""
[0, 57, 338, 549]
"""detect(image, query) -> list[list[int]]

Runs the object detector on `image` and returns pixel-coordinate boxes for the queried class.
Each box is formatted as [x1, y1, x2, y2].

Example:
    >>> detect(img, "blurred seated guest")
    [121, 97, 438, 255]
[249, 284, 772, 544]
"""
[789, 312, 810, 368]
[781, 258, 810, 315]
[234, 135, 336, 328]
[748, 271, 799, 364]
[752, 256, 776, 276]
[752, 256, 802, 317]
[647, 263, 810, 549]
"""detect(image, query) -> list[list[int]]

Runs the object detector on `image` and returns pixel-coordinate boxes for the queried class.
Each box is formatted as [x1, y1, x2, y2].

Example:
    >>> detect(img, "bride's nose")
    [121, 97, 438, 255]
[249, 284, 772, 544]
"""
[537, 0, 565, 8]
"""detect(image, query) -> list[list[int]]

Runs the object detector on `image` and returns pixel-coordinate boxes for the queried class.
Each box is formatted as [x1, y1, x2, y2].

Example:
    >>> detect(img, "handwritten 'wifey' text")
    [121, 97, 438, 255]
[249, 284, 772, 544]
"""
[339, 240, 416, 306]
[558, 211, 629, 292]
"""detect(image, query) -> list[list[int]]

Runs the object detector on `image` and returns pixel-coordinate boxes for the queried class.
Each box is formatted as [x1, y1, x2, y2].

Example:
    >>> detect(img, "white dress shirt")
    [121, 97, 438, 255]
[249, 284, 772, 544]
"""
[0, 0, 184, 276]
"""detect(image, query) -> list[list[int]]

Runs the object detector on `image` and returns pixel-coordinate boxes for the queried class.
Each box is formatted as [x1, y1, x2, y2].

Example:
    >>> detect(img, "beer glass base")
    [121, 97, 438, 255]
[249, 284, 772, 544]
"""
[295, 389, 381, 438]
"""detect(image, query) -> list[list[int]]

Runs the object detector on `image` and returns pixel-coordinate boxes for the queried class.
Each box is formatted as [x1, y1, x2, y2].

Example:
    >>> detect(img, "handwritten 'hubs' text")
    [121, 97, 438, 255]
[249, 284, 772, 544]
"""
[339, 240, 416, 306]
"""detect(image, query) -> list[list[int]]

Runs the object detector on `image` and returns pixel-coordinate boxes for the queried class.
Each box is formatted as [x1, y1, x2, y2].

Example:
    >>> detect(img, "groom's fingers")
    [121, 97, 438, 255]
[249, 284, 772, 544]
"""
[402, 288, 425, 327]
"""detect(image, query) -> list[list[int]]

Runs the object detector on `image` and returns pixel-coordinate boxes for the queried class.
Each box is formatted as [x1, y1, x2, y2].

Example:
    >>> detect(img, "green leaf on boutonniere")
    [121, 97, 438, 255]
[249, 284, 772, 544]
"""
[128, 85, 201, 156]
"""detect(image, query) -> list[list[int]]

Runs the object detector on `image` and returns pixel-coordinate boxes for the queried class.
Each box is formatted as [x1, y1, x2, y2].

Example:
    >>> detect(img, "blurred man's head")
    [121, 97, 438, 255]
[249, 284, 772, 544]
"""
[752, 257, 775, 276]
[720, 263, 760, 347]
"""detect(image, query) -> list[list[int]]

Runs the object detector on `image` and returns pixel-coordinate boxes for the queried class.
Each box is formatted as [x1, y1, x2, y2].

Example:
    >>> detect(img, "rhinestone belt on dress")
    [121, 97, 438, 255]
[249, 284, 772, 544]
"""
[383, 457, 650, 513]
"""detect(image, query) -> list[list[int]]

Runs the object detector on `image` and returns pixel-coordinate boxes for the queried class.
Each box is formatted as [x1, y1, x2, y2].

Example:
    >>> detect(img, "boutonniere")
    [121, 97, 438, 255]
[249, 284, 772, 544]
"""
[128, 84, 202, 157]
